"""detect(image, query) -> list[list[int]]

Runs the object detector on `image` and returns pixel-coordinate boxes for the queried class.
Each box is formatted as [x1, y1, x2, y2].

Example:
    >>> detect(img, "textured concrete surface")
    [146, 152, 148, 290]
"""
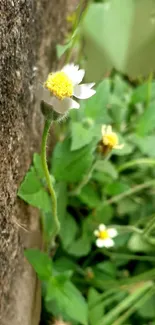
[0, 0, 73, 324]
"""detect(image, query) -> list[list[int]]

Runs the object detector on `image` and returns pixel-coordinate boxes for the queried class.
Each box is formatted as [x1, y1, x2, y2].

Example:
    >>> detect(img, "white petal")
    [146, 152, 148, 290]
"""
[50, 97, 79, 114]
[96, 238, 105, 248]
[50, 97, 70, 114]
[74, 69, 85, 85]
[39, 86, 53, 105]
[88, 82, 95, 88]
[107, 228, 118, 238]
[69, 98, 80, 110]
[101, 125, 106, 136]
[61, 63, 78, 78]
[99, 224, 106, 231]
[103, 238, 115, 248]
[62, 63, 85, 85]
[94, 230, 99, 237]
[73, 84, 96, 99]
[62, 63, 79, 73]
[107, 125, 112, 133]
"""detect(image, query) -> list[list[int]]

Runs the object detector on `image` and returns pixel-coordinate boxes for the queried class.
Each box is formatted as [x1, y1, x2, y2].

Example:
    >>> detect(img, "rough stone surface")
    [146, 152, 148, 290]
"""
[0, 0, 74, 324]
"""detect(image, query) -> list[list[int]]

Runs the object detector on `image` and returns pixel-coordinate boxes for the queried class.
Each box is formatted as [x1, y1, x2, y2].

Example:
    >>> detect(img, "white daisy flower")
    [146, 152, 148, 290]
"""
[101, 125, 124, 150]
[94, 224, 118, 248]
[41, 63, 96, 114]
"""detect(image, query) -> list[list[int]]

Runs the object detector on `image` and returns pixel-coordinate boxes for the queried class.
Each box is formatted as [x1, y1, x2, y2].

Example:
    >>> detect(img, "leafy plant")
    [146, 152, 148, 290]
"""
[18, 1, 155, 324]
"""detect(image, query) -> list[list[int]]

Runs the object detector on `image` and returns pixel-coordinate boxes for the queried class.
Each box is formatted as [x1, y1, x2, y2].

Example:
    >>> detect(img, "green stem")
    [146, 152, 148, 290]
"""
[100, 282, 152, 325]
[101, 179, 155, 206]
[69, 153, 112, 196]
[143, 214, 155, 235]
[94, 268, 155, 290]
[41, 119, 60, 244]
[102, 249, 155, 262]
[118, 158, 155, 173]
[112, 286, 155, 325]
[89, 288, 119, 309]
[69, 161, 97, 196]
[114, 225, 142, 234]
[66, 0, 84, 63]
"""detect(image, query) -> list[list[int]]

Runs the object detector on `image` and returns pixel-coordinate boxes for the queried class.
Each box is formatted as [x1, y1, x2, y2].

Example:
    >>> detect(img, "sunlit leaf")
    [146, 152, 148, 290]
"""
[83, 0, 155, 77]
[18, 166, 51, 212]
[52, 137, 94, 182]
[25, 249, 52, 280]
[46, 278, 88, 325]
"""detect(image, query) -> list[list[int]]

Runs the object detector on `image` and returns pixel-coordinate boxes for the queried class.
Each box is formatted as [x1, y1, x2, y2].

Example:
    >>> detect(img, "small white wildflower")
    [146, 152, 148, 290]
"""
[101, 125, 124, 150]
[41, 63, 96, 114]
[94, 224, 118, 248]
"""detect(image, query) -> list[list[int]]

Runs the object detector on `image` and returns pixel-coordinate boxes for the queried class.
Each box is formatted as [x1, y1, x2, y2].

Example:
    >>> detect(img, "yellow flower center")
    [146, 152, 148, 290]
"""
[99, 230, 110, 240]
[103, 132, 118, 148]
[44, 71, 73, 100]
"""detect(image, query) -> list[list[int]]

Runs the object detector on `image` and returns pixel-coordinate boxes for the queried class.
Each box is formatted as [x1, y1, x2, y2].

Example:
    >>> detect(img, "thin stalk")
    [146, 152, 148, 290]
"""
[100, 291, 127, 309]
[100, 282, 152, 325]
[93, 268, 155, 290]
[70, 153, 112, 196]
[112, 286, 155, 325]
[66, 0, 84, 63]
[100, 179, 155, 207]
[102, 249, 155, 262]
[114, 225, 142, 234]
[41, 119, 60, 244]
[143, 214, 155, 235]
[89, 288, 120, 309]
[118, 158, 155, 173]
[69, 161, 97, 196]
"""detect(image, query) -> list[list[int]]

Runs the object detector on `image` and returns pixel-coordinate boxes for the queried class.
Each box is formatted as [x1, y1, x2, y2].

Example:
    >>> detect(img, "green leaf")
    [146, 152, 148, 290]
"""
[79, 184, 100, 208]
[105, 181, 129, 196]
[83, 1, 155, 77]
[94, 205, 114, 224]
[113, 139, 133, 156]
[54, 257, 76, 273]
[71, 122, 94, 151]
[19, 167, 41, 194]
[82, 80, 111, 123]
[93, 264, 117, 283]
[33, 153, 45, 179]
[92, 171, 112, 185]
[60, 213, 78, 250]
[117, 198, 138, 216]
[96, 261, 117, 278]
[109, 95, 128, 127]
[136, 102, 155, 136]
[18, 166, 51, 212]
[68, 235, 91, 257]
[131, 135, 155, 157]
[24, 249, 52, 280]
[113, 75, 130, 97]
[99, 282, 152, 325]
[46, 278, 88, 325]
[56, 42, 72, 59]
[94, 160, 118, 179]
[114, 233, 130, 248]
[52, 137, 94, 182]
[132, 82, 155, 104]
[56, 182, 68, 224]
[41, 212, 53, 243]
[128, 233, 155, 253]
[137, 294, 155, 319]
[88, 288, 104, 325]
